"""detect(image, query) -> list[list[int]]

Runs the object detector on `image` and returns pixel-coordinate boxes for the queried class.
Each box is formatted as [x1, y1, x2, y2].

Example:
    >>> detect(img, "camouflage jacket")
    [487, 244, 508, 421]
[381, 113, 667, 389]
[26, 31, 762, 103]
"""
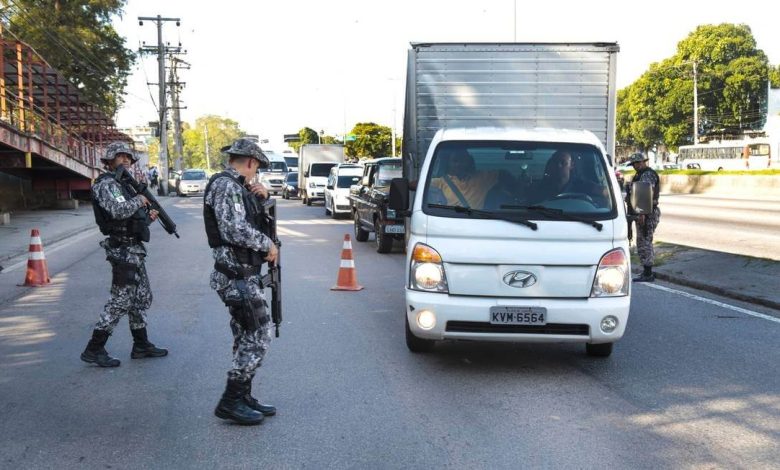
[93, 172, 145, 220]
[204, 167, 273, 290]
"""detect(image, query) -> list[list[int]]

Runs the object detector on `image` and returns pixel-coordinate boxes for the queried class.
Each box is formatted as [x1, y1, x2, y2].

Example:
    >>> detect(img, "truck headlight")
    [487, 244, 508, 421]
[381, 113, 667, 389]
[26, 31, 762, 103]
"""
[590, 248, 629, 297]
[410, 243, 449, 293]
[309, 182, 316, 188]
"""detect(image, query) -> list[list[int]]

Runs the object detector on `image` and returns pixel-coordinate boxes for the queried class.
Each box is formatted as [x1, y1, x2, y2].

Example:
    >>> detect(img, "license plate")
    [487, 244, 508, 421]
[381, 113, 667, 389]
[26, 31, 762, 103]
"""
[489, 307, 547, 325]
[384, 225, 404, 234]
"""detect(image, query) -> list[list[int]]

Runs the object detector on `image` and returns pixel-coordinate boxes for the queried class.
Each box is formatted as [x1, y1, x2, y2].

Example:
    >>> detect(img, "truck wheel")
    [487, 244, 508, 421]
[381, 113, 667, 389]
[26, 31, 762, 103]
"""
[374, 219, 393, 253]
[405, 314, 435, 353]
[325, 200, 331, 216]
[305, 194, 312, 206]
[354, 212, 369, 242]
[585, 342, 613, 357]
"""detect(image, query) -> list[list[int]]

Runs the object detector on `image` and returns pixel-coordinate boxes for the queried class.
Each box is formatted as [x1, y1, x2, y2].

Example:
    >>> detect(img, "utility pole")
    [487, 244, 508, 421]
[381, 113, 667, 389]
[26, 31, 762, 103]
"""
[169, 56, 190, 171]
[693, 60, 699, 144]
[139, 15, 181, 195]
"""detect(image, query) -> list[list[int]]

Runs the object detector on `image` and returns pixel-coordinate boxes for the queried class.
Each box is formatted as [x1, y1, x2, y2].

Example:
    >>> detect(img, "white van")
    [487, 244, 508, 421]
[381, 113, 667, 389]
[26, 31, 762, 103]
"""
[324, 163, 363, 217]
[258, 153, 289, 195]
[390, 127, 636, 357]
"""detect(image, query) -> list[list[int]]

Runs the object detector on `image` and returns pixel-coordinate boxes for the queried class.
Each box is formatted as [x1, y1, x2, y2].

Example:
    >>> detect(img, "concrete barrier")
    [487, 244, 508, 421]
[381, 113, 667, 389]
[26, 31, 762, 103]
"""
[660, 175, 780, 197]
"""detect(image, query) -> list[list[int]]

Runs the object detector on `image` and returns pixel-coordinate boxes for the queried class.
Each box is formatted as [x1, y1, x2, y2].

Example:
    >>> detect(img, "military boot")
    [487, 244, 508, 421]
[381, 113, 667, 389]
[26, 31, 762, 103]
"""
[80, 329, 121, 367]
[244, 381, 277, 416]
[632, 265, 655, 283]
[214, 379, 265, 425]
[130, 327, 168, 359]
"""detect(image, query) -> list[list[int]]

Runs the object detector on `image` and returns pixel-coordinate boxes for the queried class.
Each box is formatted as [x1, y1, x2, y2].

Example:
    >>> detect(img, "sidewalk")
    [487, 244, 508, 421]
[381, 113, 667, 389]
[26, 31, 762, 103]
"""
[0, 204, 97, 263]
[639, 243, 780, 311]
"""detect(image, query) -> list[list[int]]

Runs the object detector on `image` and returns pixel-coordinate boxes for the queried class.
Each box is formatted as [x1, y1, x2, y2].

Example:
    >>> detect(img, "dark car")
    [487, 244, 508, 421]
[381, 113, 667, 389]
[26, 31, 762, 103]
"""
[282, 172, 298, 199]
[349, 157, 404, 253]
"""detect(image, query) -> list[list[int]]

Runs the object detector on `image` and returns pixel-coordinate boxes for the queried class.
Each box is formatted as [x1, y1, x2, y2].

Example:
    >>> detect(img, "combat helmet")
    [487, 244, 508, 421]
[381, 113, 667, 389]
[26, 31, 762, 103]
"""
[221, 138, 269, 168]
[101, 141, 138, 164]
[628, 152, 648, 164]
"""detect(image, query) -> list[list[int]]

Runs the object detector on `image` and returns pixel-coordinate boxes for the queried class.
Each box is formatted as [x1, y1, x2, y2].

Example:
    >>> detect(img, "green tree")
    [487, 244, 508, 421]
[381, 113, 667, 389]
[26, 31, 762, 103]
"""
[4, 0, 136, 115]
[288, 127, 320, 153]
[345, 122, 392, 159]
[618, 23, 770, 149]
[181, 115, 244, 172]
[768, 64, 780, 88]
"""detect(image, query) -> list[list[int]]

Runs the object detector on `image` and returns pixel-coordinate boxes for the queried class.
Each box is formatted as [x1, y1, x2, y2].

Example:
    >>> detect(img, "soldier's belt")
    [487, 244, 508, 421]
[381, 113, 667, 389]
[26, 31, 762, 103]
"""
[214, 262, 261, 280]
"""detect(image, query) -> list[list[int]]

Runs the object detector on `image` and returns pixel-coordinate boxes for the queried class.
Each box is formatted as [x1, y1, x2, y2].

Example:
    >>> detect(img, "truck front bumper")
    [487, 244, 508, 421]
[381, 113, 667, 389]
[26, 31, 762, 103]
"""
[405, 289, 630, 344]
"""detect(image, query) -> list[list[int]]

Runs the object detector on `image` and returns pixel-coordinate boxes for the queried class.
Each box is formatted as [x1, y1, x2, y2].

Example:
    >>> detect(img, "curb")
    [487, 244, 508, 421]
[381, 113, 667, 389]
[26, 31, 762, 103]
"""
[633, 268, 780, 311]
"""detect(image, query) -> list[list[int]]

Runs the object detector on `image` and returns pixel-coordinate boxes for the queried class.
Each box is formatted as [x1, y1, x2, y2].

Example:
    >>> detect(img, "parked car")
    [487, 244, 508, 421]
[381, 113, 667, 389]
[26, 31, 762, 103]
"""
[349, 157, 404, 253]
[177, 169, 208, 197]
[282, 172, 298, 199]
[324, 163, 363, 218]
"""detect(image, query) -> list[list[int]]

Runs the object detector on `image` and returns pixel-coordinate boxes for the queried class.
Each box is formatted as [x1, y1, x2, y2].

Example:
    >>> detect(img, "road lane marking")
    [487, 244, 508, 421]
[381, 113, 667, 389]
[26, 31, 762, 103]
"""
[643, 283, 780, 324]
[2, 228, 100, 273]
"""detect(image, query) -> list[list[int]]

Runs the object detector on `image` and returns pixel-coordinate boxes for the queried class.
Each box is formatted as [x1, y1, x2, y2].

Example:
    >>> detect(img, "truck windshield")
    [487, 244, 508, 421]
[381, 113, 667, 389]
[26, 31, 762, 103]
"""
[268, 162, 287, 172]
[284, 156, 298, 168]
[423, 141, 616, 219]
[311, 163, 337, 177]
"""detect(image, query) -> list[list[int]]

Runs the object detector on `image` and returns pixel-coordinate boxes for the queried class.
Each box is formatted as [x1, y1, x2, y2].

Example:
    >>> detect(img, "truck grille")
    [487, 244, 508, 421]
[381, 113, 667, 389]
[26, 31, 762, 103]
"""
[445, 321, 589, 336]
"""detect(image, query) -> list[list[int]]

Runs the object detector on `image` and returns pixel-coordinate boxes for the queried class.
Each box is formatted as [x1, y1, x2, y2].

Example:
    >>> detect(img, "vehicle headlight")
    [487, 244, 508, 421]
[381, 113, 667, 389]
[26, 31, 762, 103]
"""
[591, 248, 629, 297]
[410, 243, 449, 293]
[309, 182, 316, 188]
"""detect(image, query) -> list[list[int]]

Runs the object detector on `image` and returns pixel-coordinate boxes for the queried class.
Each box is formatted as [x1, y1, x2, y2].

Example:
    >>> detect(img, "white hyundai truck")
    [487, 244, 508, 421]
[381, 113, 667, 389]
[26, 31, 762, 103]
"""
[389, 42, 649, 357]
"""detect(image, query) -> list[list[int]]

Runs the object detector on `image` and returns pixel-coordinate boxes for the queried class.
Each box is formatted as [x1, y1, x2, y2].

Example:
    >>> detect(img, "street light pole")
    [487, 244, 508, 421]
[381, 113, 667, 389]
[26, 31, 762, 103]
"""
[203, 124, 211, 171]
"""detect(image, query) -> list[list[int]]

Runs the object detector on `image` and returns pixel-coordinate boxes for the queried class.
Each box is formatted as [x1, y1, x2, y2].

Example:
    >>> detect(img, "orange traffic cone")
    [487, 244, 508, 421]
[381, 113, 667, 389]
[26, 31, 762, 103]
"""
[331, 234, 363, 291]
[21, 229, 51, 287]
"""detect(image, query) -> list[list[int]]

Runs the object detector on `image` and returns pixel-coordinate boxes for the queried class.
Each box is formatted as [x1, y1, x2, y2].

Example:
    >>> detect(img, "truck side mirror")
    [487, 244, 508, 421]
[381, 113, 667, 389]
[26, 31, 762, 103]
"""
[304, 171, 309, 178]
[326, 184, 334, 190]
[630, 181, 653, 214]
[389, 177, 410, 213]
[361, 176, 370, 186]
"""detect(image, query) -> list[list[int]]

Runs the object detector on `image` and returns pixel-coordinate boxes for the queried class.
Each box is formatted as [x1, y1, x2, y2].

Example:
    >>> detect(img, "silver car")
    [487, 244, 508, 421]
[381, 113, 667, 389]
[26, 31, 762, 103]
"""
[177, 169, 208, 197]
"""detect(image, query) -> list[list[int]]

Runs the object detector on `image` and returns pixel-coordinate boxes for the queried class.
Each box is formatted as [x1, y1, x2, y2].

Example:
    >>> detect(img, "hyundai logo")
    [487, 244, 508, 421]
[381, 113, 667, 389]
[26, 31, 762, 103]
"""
[503, 270, 537, 288]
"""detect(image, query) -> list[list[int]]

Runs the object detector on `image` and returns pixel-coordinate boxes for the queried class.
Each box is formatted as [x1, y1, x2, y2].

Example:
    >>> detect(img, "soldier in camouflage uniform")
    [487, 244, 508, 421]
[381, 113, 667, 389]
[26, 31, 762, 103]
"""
[626, 152, 661, 282]
[203, 138, 279, 425]
[80, 142, 168, 367]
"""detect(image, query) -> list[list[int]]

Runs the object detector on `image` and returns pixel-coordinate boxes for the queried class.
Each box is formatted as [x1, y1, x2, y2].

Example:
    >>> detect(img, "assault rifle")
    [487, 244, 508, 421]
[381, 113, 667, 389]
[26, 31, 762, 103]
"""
[256, 197, 282, 337]
[116, 165, 180, 238]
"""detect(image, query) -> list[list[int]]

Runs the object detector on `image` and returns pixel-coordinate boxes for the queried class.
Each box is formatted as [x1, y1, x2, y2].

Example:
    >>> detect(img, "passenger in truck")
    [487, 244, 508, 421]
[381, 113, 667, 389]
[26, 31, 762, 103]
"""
[429, 150, 499, 209]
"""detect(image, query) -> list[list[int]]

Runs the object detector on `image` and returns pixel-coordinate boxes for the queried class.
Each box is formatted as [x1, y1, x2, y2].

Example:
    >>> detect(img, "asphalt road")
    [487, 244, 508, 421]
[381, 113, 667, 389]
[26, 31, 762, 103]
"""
[656, 193, 780, 260]
[0, 196, 778, 469]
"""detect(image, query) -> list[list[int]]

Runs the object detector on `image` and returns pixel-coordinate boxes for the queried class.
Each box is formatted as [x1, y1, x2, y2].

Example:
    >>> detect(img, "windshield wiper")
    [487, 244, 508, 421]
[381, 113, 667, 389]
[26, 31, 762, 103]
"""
[428, 203, 537, 230]
[500, 204, 603, 231]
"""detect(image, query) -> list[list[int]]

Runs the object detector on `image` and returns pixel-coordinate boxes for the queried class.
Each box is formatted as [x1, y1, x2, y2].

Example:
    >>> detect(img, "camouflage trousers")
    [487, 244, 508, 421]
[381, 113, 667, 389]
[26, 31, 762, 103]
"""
[229, 317, 272, 382]
[212, 268, 272, 382]
[95, 239, 153, 334]
[635, 207, 661, 267]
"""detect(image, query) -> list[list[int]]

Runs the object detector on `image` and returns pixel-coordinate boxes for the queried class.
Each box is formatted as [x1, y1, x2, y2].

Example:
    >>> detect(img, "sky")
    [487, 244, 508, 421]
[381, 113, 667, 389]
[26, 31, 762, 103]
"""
[113, 0, 780, 151]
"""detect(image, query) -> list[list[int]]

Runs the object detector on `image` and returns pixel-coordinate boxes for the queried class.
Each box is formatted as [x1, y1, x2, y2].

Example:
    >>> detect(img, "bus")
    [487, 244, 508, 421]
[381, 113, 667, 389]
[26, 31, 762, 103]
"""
[678, 139, 775, 171]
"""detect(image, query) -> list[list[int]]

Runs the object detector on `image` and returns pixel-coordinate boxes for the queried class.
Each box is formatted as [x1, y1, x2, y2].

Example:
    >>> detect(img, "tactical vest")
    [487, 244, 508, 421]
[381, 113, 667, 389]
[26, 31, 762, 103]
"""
[203, 171, 266, 265]
[631, 167, 660, 207]
[92, 173, 151, 242]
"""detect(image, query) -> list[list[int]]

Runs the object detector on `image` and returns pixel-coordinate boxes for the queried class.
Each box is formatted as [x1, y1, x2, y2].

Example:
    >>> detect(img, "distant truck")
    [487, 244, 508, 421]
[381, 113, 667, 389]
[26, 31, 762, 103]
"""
[298, 144, 344, 205]
[389, 42, 651, 357]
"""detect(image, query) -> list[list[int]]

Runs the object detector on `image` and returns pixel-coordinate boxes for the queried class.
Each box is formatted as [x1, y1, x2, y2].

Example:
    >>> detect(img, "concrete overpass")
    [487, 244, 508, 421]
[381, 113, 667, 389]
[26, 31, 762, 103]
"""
[0, 33, 130, 209]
